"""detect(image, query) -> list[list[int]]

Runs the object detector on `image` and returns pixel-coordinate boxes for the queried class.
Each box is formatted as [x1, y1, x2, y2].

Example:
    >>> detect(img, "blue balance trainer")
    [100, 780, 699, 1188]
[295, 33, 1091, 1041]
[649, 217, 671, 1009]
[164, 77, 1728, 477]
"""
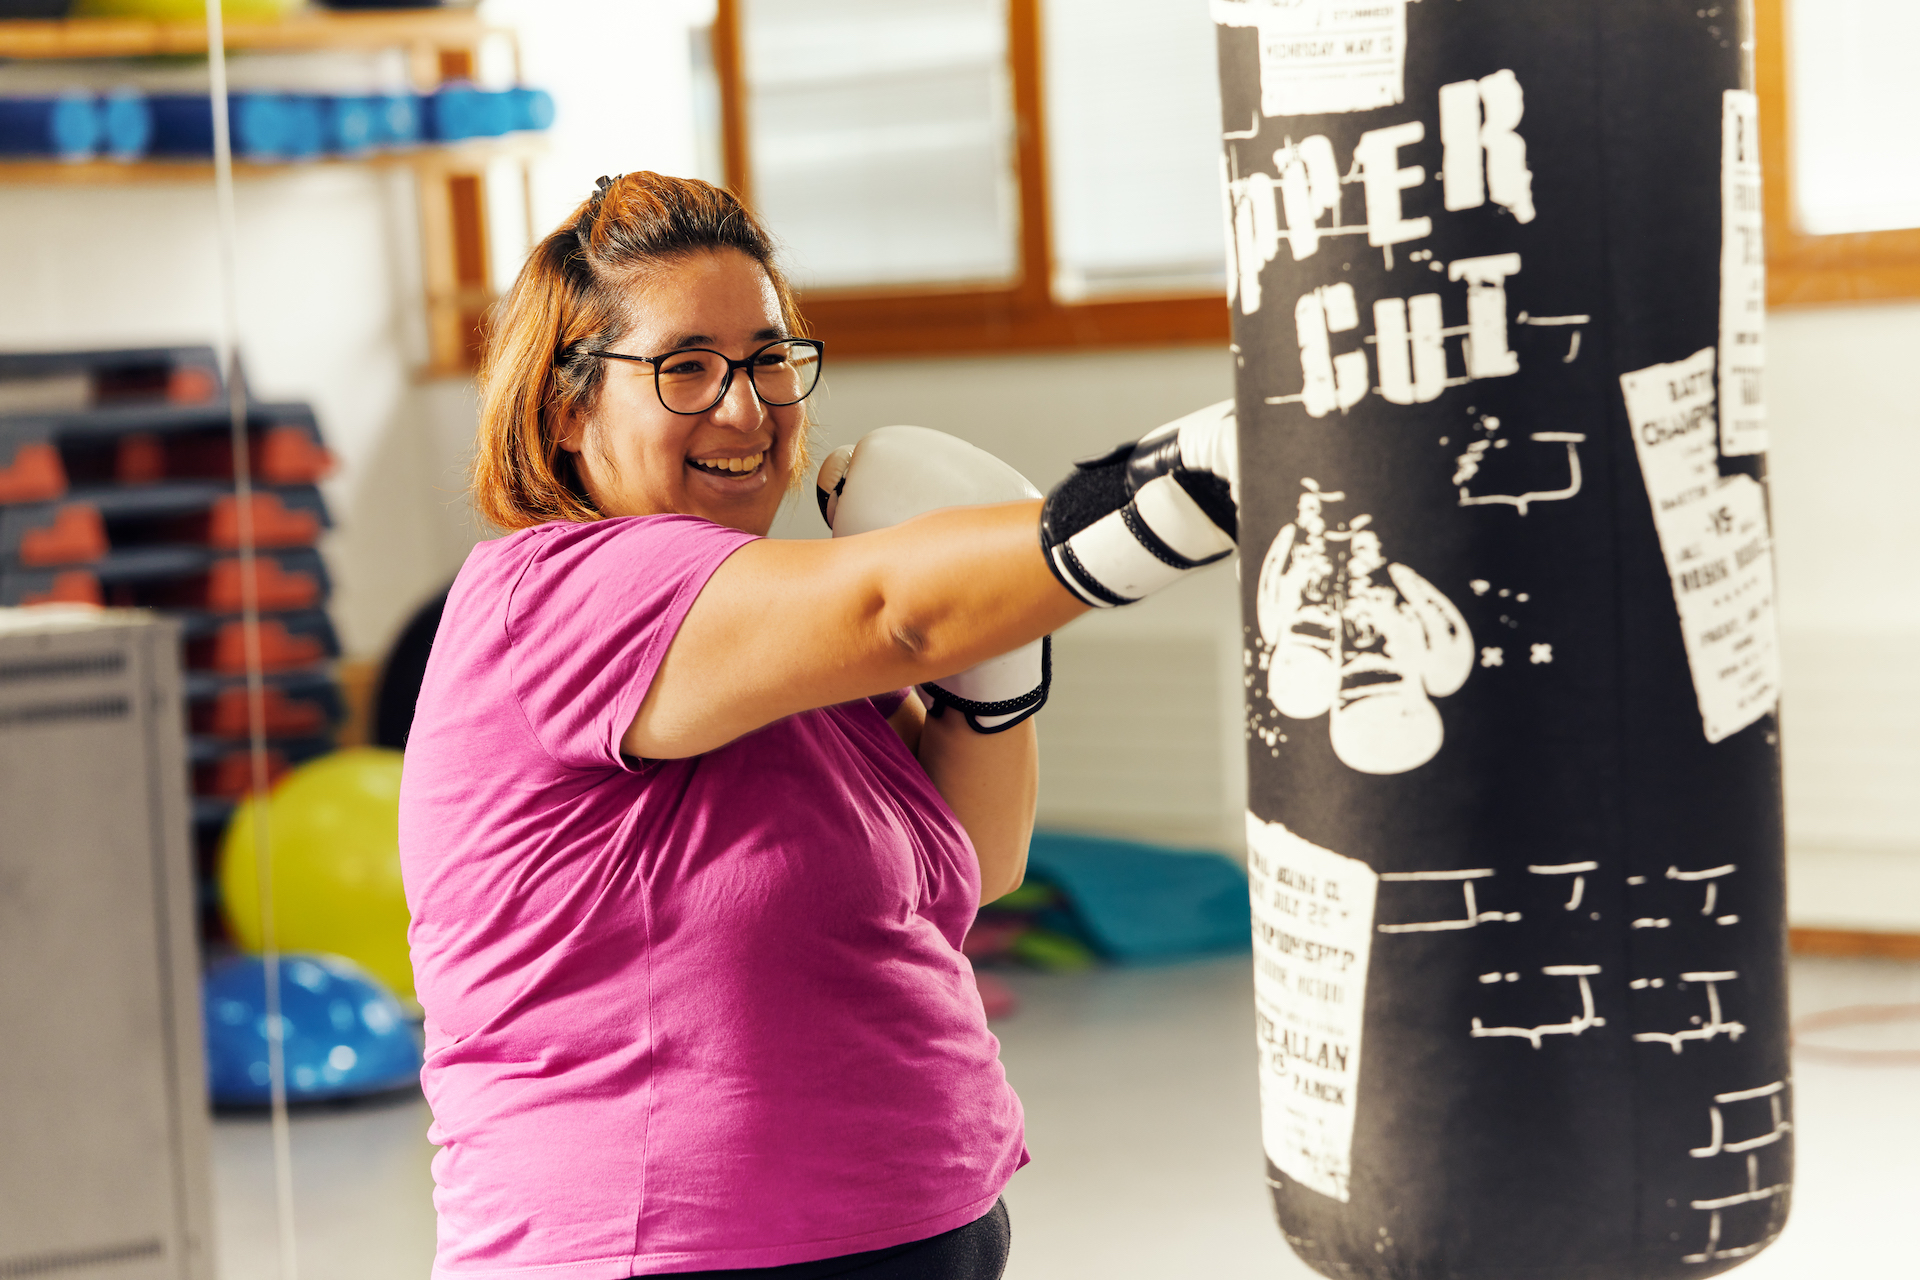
[202, 952, 422, 1106]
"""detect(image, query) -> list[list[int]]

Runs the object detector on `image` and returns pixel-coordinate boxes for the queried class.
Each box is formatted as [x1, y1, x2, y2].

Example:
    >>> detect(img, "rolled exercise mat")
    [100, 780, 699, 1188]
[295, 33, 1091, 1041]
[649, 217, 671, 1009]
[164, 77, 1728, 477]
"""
[279, 95, 325, 161]
[373, 92, 422, 147]
[149, 92, 294, 160]
[508, 86, 556, 133]
[0, 94, 101, 160]
[419, 83, 510, 142]
[99, 89, 152, 160]
[325, 95, 381, 156]
[1212, 2, 1788, 1276]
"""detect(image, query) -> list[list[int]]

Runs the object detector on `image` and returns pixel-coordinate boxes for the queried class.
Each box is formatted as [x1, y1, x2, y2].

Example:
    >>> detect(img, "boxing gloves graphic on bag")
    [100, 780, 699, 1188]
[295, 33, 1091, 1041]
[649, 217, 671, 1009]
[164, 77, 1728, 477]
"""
[1254, 480, 1474, 776]
[817, 405, 1242, 732]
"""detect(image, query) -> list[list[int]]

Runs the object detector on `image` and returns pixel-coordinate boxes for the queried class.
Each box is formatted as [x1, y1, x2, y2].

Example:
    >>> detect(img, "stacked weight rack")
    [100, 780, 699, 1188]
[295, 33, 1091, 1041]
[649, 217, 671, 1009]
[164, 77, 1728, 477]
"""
[0, 346, 343, 935]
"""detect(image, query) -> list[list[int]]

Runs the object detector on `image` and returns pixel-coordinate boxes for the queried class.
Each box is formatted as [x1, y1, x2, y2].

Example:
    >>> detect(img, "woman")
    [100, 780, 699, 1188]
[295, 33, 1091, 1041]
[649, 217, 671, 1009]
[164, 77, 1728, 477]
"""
[399, 171, 1237, 1280]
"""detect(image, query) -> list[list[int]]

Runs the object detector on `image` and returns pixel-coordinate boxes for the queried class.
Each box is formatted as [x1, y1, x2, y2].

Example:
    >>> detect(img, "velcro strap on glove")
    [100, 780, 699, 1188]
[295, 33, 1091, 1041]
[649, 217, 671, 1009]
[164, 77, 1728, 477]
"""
[1039, 402, 1238, 609]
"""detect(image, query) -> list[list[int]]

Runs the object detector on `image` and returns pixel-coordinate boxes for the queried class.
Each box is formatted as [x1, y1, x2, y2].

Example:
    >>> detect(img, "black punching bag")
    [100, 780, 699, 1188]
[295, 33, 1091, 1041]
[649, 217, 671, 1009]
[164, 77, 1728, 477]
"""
[1214, 3, 1789, 1277]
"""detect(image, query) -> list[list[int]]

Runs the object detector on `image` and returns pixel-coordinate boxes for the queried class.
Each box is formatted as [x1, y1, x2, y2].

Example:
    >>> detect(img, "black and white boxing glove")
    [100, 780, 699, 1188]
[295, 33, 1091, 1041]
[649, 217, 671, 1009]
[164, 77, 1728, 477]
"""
[1039, 399, 1239, 608]
[817, 425, 1051, 733]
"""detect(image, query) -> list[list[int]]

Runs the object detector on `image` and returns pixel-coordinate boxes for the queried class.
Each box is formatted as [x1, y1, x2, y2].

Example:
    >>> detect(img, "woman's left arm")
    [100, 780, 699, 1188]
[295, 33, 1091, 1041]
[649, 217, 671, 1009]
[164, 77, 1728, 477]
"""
[885, 693, 1033, 902]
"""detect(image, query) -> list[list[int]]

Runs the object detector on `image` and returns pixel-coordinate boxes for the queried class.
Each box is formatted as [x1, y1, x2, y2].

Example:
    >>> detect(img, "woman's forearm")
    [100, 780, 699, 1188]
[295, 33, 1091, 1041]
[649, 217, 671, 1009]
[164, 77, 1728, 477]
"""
[861, 501, 1085, 679]
[628, 501, 1086, 759]
[915, 709, 1036, 903]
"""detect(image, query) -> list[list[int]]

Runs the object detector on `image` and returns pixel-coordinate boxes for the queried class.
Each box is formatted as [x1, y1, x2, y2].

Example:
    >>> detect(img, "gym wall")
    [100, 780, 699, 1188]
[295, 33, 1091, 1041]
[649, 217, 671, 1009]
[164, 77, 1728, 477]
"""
[0, 31, 1909, 924]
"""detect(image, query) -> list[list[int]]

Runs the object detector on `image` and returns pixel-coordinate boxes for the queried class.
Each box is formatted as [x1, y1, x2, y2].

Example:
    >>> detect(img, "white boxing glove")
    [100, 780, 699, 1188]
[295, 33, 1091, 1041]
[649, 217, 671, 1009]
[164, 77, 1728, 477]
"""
[816, 425, 1050, 733]
[1039, 399, 1238, 607]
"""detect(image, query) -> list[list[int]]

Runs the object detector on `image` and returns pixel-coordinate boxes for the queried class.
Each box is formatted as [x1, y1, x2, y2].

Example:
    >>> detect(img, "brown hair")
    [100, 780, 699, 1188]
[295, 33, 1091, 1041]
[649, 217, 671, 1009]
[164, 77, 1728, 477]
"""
[471, 171, 808, 531]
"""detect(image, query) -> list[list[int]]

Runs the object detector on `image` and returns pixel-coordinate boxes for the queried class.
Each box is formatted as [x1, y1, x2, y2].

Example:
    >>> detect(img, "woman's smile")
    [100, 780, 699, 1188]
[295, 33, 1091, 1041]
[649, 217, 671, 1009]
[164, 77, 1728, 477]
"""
[687, 448, 767, 478]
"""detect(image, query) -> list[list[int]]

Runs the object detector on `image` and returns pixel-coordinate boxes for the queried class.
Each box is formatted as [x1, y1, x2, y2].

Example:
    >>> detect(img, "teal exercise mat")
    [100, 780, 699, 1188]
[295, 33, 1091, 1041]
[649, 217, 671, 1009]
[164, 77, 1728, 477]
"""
[1025, 830, 1250, 964]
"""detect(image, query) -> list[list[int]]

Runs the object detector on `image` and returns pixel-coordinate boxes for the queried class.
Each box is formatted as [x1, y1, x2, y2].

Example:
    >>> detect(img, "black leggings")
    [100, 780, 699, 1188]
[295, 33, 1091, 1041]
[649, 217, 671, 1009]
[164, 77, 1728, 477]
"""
[649, 1200, 1010, 1280]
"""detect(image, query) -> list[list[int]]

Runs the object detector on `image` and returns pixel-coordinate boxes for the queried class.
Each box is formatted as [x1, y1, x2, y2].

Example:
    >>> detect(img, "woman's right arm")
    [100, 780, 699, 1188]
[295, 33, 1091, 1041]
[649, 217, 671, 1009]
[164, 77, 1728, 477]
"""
[622, 500, 1085, 761]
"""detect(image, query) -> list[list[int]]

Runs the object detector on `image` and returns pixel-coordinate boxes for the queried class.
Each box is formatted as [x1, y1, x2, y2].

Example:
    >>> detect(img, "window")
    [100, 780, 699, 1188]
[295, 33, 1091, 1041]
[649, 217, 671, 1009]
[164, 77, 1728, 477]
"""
[743, 0, 1020, 292]
[1760, 0, 1920, 303]
[1785, 0, 1920, 236]
[1041, 0, 1225, 302]
[711, 0, 1230, 356]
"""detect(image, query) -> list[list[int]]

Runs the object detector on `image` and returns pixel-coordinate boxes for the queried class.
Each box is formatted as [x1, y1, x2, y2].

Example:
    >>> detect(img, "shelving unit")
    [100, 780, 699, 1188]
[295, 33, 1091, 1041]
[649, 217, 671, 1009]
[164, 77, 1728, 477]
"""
[0, 10, 535, 375]
[0, 10, 488, 59]
[0, 8, 508, 94]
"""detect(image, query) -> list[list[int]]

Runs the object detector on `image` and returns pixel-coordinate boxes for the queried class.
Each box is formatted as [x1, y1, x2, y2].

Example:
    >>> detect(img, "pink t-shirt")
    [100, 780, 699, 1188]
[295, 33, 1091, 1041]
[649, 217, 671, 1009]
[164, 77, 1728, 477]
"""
[398, 515, 1026, 1279]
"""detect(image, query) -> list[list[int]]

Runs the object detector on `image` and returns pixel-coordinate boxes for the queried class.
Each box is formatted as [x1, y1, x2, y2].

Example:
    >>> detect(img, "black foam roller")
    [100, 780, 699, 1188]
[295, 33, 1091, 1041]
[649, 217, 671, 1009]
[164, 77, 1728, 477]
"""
[1214, 2, 1789, 1276]
[374, 585, 450, 751]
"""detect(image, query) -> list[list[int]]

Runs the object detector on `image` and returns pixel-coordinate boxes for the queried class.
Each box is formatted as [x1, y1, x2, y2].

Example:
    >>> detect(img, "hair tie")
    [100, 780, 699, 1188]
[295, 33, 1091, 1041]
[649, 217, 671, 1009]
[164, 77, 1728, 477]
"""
[574, 175, 623, 246]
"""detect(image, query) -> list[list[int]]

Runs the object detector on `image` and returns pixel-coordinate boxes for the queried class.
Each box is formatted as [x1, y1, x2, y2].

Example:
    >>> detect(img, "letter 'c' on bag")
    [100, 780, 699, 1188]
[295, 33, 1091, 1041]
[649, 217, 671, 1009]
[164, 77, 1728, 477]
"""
[1214, 1, 1789, 1276]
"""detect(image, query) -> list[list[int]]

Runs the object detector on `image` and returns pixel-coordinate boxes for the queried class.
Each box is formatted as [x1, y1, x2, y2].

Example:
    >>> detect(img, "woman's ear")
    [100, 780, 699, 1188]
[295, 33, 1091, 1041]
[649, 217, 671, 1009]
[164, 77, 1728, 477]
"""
[554, 405, 587, 455]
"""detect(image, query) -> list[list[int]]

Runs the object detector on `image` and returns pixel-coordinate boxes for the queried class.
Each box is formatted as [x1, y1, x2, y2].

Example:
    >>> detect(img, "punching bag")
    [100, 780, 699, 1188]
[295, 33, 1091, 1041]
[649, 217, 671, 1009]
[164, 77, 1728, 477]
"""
[1214, 3, 1789, 1277]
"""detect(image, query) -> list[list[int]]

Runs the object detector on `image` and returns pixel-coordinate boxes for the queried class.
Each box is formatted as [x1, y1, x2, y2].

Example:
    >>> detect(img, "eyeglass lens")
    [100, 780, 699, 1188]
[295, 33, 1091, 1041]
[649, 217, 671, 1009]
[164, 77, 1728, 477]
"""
[655, 340, 821, 414]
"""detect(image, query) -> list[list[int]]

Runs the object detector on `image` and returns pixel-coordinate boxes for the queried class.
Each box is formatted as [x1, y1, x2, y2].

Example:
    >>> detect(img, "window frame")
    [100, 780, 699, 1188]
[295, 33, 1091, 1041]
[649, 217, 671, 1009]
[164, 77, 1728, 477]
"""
[1757, 0, 1920, 305]
[711, 0, 1231, 358]
[713, 0, 1903, 355]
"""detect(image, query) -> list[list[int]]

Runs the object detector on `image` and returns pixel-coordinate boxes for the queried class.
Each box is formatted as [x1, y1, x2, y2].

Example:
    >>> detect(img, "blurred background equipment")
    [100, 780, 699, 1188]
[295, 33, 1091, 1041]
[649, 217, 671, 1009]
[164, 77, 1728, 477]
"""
[203, 952, 422, 1106]
[0, 8, 555, 377]
[372, 582, 448, 750]
[0, 607, 214, 1280]
[0, 90, 102, 157]
[219, 746, 413, 1001]
[0, 345, 347, 938]
[966, 831, 1251, 974]
[1, 81, 552, 163]
[71, 0, 298, 18]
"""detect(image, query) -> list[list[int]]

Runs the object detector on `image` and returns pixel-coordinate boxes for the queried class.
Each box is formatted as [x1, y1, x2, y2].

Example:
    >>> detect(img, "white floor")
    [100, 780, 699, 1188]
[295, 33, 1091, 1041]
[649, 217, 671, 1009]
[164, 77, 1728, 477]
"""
[212, 956, 1920, 1280]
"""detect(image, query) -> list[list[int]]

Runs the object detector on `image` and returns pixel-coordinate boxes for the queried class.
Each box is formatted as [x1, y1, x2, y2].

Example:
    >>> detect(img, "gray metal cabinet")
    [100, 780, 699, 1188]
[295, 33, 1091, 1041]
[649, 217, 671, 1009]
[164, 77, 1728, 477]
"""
[0, 608, 213, 1280]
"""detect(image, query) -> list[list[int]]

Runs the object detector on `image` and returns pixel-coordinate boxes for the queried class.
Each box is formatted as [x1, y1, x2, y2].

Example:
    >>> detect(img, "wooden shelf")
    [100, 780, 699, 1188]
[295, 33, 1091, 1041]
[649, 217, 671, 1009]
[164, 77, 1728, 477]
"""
[0, 134, 545, 185]
[0, 10, 492, 60]
[0, 12, 526, 375]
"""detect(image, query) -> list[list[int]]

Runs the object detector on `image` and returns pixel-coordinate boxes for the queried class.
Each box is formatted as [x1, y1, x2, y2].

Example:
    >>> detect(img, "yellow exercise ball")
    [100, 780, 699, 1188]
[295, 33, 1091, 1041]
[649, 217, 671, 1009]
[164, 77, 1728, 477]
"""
[219, 747, 414, 1001]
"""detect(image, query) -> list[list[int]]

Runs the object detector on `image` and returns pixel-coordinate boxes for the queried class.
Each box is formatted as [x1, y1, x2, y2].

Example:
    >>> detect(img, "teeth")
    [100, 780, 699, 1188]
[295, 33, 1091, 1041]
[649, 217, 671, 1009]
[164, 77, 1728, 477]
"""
[693, 451, 763, 474]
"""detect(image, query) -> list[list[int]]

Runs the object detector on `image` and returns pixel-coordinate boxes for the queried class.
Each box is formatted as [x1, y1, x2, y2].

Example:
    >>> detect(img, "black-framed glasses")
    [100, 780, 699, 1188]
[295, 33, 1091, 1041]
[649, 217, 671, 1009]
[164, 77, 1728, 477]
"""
[585, 337, 824, 415]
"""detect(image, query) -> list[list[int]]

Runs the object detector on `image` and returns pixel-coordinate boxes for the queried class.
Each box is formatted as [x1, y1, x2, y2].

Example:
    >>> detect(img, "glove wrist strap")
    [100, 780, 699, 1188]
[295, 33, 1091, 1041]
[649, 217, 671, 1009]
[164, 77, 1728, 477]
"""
[920, 637, 1052, 734]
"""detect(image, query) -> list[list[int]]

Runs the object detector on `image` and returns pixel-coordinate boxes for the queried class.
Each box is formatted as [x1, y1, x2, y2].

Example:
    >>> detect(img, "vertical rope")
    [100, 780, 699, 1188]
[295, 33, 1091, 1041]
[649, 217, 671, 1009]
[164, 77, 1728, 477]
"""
[204, 5, 300, 1278]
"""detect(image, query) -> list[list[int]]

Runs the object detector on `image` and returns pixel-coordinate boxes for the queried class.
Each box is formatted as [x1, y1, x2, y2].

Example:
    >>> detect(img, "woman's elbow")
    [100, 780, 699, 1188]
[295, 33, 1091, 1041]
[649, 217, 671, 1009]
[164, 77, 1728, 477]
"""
[979, 850, 1027, 904]
[982, 873, 1025, 905]
[871, 594, 967, 682]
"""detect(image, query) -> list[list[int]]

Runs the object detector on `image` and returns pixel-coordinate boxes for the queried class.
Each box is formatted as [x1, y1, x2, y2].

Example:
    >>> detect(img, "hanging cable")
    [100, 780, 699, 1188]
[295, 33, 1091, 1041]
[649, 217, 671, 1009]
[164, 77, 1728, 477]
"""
[204, 4, 300, 1278]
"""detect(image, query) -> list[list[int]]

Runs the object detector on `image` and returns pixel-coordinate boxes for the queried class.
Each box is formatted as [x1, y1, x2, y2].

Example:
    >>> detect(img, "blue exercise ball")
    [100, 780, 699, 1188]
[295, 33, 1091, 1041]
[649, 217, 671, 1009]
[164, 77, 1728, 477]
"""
[202, 952, 421, 1106]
